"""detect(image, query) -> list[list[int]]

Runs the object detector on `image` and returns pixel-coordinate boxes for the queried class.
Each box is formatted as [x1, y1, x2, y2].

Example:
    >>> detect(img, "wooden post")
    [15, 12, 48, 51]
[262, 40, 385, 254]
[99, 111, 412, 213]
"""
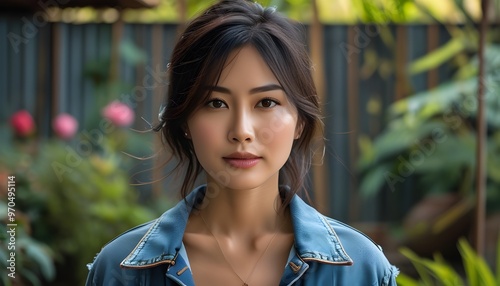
[426, 25, 439, 89]
[310, 0, 328, 214]
[51, 23, 61, 119]
[395, 26, 408, 100]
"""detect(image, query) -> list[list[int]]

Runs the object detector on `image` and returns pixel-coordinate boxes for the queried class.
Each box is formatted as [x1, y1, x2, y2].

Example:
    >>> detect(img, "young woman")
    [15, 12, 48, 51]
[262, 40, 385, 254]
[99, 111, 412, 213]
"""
[86, 0, 398, 285]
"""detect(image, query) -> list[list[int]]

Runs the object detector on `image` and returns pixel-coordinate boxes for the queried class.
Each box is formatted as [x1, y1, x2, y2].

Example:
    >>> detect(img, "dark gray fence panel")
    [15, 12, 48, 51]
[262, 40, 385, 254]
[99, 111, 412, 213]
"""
[323, 25, 352, 220]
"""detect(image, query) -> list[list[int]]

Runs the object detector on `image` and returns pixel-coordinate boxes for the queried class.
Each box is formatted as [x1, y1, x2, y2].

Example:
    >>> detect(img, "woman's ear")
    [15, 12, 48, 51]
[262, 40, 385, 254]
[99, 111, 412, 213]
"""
[182, 124, 191, 139]
[294, 121, 304, 139]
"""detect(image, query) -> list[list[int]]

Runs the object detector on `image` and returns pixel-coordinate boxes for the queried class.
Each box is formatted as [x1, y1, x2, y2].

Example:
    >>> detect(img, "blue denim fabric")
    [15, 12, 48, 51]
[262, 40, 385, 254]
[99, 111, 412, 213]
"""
[86, 185, 398, 285]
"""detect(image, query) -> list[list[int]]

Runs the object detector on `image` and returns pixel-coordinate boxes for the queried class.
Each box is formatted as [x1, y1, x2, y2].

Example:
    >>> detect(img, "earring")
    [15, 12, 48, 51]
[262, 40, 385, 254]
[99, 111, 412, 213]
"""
[184, 132, 188, 137]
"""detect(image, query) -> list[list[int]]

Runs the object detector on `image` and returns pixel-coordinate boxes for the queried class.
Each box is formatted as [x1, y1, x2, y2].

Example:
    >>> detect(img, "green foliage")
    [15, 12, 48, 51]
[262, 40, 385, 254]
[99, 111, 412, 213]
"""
[353, 0, 413, 23]
[0, 129, 159, 285]
[0, 221, 56, 286]
[358, 44, 500, 213]
[398, 237, 500, 286]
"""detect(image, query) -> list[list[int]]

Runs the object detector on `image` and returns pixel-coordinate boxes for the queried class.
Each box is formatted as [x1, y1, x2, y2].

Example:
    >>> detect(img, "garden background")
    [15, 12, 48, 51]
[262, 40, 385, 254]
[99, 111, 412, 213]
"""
[1, 0, 499, 285]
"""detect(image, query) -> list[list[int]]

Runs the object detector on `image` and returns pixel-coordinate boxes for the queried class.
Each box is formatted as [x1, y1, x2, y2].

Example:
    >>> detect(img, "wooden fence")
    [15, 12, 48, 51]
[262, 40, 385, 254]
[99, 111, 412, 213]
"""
[0, 16, 457, 223]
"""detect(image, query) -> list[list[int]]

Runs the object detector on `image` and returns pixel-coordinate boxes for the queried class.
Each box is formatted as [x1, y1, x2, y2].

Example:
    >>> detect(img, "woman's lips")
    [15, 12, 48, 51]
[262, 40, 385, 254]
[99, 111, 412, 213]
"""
[223, 152, 261, 168]
[223, 158, 261, 168]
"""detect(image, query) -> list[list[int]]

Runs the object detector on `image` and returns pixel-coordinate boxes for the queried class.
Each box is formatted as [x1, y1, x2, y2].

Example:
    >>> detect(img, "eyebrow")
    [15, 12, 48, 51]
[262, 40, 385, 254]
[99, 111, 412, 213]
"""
[208, 84, 284, 95]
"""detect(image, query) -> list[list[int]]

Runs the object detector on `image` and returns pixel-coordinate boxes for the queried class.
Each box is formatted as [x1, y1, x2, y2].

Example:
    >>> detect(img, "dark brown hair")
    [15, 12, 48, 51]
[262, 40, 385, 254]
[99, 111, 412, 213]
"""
[155, 0, 321, 208]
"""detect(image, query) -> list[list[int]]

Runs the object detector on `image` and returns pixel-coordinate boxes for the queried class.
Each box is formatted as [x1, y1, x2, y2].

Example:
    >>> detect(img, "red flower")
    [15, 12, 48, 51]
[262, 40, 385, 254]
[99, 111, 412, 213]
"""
[102, 101, 135, 127]
[53, 113, 79, 140]
[10, 110, 35, 137]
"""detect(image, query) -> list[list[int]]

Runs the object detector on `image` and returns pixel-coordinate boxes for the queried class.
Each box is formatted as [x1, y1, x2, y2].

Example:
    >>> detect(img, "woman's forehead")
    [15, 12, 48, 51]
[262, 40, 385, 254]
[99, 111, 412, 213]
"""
[216, 46, 280, 88]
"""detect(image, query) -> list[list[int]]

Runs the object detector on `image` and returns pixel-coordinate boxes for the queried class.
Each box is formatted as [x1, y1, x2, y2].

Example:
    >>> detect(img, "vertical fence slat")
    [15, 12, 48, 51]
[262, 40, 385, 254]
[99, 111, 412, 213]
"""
[9, 20, 22, 111]
[82, 23, 98, 126]
[69, 24, 83, 119]
[407, 25, 429, 94]
[395, 26, 408, 100]
[36, 23, 51, 136]
[427, 25, 440, 89]
[347, 25, 360, 222]
[324, 25, 351, 220]
[0, 18, 9, 120]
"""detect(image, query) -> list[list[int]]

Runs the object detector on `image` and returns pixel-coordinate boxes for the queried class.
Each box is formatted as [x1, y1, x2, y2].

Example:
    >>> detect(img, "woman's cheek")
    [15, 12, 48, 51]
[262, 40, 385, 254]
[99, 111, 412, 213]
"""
[259, 112, 297, 145]
[192, 118, 221, 143]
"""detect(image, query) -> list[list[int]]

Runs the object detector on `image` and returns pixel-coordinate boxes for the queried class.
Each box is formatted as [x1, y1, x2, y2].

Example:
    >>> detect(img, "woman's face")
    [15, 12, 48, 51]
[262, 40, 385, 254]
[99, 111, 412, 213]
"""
[187, 45, 302, 191]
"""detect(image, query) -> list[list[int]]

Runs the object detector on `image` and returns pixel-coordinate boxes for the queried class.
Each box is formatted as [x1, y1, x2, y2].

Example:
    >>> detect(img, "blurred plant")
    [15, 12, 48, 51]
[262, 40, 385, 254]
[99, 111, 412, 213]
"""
[0, 174, 56, 286]
[0, 107, 159, 285]
[397, 237, 500, 286]
[358, 45, 500, 207]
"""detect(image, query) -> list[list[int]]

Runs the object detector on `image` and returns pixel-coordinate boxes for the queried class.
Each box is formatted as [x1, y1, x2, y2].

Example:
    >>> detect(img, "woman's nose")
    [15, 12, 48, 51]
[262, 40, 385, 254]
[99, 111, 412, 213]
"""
[228, 110, 255, 143]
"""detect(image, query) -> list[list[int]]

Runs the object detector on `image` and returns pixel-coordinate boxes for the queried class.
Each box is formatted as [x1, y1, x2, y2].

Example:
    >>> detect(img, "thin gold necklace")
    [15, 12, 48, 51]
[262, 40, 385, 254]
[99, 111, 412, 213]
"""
[200, 213, 281, 286]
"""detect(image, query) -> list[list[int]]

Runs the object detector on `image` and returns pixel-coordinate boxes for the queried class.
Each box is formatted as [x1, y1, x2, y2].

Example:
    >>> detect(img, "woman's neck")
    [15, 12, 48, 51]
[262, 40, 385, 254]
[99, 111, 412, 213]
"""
[198, 177, 287, 238]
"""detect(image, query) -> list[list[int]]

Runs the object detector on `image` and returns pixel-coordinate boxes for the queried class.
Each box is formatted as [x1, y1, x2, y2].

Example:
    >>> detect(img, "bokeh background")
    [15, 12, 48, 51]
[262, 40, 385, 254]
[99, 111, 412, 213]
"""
[1, 0, 499, 285]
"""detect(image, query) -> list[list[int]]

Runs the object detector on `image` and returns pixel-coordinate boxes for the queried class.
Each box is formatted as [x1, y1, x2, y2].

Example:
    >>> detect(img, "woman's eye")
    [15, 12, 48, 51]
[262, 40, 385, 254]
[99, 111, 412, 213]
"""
[257, 99, 278, 108]
[207, 99, 227, 109]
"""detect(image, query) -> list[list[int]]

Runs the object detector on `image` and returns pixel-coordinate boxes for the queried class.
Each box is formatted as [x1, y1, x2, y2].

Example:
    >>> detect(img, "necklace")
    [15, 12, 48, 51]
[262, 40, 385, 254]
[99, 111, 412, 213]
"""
[200, 213, 281, 286]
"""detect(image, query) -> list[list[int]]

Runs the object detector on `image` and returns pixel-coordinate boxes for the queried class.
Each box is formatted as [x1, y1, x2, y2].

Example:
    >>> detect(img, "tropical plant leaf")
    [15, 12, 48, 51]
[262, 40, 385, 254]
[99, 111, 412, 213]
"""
[358, 162, 394, 196]
[370, 121, 449, 163]
[399, 247, 435, 285]
[408, 37, 467, 75]
[421, 259, 462, 286]
[119, 40, 147, 66]
[389, 78, 476, 120]
[395, 272, 420, 286]
[458, 238, 496, 286]
[452, 0, 476, 25]
[19, 237, 56, 281]
[497, 234, 500, 285]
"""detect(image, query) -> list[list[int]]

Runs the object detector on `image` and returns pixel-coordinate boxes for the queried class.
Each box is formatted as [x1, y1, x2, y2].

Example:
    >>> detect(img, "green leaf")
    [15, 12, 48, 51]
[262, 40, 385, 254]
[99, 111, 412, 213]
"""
[496, 235, 500, 285]
[399, 247, 434, 285]
[422, 260, 462, 286]
[371, 121, 448, 162]
[359, 163, 394, 197]
[400, 247, 464, 286]
[458, 238, 496, 286]
[408, 37, 466, 75]
[119, 40, 147, 65]
[19, 237, 56, 281]
[389, 78, 477, 120]
[396, 272, 420, 286]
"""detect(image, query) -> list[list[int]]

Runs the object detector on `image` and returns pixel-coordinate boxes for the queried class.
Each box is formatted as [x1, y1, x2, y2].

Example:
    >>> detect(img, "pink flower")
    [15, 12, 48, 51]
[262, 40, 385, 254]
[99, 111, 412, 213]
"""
[10, 110, 35, 137]
[102, 101, 135, 127]
[52, 113, 79, 140]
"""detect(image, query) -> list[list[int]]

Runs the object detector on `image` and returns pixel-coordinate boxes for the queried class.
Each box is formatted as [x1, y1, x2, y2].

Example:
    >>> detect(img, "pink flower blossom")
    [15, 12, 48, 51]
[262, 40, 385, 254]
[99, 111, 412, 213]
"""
[52, 113, 79, 140]
[102, 101, 135, 127]
[10, 110, 35, 137]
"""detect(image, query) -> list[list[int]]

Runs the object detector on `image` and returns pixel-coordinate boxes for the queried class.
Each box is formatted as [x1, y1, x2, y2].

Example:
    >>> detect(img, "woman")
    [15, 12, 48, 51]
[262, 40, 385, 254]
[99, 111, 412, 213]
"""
[86, 0, 398, 285]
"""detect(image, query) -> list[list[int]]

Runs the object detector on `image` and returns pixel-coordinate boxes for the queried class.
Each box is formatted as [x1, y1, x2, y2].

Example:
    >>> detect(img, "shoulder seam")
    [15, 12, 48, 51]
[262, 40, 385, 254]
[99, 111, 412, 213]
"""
[323, 217, 383, 251]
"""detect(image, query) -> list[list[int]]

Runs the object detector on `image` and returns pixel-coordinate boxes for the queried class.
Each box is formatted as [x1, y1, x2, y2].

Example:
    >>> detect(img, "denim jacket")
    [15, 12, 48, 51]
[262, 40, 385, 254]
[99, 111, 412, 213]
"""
[86, 185, 398, 285]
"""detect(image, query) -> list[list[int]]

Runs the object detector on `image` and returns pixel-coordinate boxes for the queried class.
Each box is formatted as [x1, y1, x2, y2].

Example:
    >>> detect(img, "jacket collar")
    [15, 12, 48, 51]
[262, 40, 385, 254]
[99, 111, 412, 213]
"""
[121, 185, 353, 268]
